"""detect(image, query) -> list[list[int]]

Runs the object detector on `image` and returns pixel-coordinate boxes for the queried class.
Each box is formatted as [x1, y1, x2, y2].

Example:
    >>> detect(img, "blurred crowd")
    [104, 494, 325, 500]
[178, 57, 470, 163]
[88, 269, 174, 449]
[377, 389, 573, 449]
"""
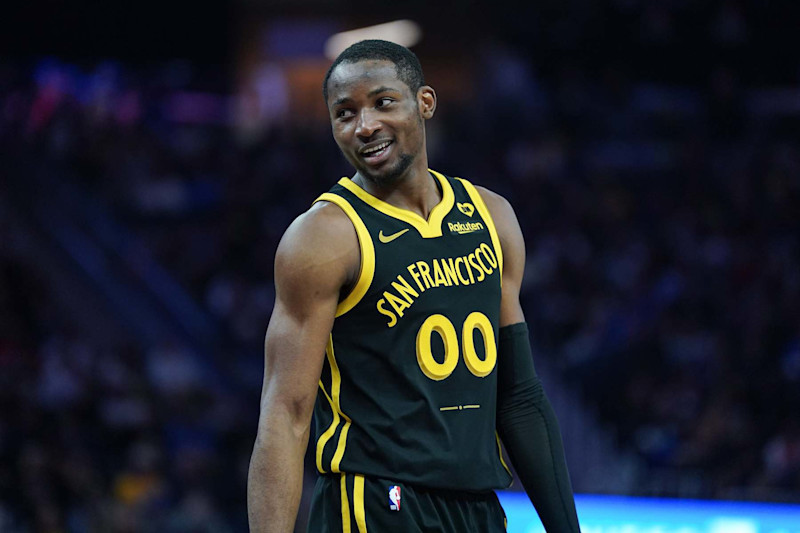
[1, 231, 252, 530]
[2, 7, 800, 530]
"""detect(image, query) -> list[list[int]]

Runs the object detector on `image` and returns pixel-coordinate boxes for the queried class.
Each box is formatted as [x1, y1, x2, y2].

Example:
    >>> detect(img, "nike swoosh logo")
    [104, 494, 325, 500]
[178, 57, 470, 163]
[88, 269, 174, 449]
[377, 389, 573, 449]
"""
[378, 229, 410, 243]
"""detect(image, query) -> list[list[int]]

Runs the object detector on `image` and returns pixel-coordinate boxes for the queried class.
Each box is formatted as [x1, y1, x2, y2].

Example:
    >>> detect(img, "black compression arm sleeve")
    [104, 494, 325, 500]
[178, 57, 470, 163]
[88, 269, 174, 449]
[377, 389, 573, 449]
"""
[496, 323, 580, 532]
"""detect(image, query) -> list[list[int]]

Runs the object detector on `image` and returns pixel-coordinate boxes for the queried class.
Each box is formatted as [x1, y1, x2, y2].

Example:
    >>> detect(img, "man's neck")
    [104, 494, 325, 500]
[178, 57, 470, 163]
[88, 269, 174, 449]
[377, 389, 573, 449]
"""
[354, 164, 441, 220]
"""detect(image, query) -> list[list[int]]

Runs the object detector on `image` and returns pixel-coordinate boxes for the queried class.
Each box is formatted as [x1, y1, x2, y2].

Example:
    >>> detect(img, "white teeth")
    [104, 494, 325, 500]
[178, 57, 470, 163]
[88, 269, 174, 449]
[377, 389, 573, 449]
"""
[363, 141, 391, 155]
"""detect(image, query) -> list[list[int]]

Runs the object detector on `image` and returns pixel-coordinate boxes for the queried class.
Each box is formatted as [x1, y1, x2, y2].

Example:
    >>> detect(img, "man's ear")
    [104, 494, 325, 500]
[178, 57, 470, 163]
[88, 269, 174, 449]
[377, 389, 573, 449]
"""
[418, 86, 437, 119]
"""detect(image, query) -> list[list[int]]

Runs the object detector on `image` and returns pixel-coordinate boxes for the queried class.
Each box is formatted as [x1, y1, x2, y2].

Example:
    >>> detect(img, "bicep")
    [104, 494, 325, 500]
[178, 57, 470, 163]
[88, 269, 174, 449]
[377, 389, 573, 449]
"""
[259, 208, 357, 426]
[498, 213, 526, 327]
[261, 296, 337, 422]
[479, 187, 526, 327]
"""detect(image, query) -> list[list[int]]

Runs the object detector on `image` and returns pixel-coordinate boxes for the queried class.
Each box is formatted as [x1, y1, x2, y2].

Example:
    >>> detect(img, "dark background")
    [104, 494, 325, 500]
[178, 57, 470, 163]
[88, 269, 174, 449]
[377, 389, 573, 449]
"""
[2, 1, 800, 531]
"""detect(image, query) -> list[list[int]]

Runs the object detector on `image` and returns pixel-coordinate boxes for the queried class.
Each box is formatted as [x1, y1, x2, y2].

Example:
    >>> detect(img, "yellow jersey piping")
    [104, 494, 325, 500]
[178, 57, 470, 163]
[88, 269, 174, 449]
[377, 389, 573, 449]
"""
[315, 335, 352, 474]
[328, 335, 352, 473]
[313, 192, 375, 317]
[336, 169, 454, 238]
[315, 380, 338, 474]
[495, 431, 512, 481]
[457, 178, 504, 279]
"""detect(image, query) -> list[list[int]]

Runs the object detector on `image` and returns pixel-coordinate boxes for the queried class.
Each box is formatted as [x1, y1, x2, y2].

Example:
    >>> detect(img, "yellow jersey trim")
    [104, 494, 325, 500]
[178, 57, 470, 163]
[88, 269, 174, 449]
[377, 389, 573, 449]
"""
[457, 178, 504, 278]
[340, 474, 352, 533]
[315, 380, 339, 474]
[336, 169, 455, 238]
[495, 431, 512, 481]
[315, 335, 352, 474]
[313, 193, 375, 317]
[331, 419, 352, 473]
[328, 335, 352, 473]
[354, 474, 368, 533]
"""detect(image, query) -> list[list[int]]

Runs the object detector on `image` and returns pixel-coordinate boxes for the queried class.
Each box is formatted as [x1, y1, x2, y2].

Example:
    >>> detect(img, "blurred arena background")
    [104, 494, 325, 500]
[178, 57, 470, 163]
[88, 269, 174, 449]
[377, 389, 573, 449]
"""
[2, 0, 800, 531]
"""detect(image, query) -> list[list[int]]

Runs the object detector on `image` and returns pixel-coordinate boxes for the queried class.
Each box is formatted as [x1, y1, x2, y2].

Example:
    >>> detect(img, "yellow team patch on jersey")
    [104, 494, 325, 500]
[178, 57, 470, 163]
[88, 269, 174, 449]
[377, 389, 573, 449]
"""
[457, 202, 475, 217]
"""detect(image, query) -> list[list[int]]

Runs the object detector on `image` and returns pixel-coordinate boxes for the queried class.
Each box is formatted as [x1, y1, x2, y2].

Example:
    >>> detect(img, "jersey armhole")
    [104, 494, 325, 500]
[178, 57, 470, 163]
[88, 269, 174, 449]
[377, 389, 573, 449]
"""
[455, 178, 504, 278]
[313, 193, 375, 317]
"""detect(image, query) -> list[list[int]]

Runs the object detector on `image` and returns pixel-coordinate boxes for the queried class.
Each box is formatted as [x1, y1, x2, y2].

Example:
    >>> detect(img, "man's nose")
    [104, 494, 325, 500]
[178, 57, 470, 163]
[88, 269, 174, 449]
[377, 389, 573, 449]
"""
[355, 109, 381, 139]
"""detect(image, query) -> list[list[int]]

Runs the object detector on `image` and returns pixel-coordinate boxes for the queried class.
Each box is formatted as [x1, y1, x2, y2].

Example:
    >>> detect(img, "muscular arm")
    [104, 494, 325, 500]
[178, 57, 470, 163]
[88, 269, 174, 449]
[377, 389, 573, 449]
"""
[247, 203, 359, 533]
[478, 187, 581, 532]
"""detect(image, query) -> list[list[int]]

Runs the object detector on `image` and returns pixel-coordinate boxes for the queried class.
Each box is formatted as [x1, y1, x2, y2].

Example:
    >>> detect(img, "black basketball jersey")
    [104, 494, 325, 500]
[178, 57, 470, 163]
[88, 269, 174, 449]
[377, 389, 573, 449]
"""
[311, 170, 512, 491]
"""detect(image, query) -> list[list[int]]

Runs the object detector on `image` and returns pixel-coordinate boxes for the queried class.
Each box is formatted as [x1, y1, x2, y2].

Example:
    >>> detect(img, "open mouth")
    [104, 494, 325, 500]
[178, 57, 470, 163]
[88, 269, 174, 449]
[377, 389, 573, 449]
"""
[360, 140, 393, 162]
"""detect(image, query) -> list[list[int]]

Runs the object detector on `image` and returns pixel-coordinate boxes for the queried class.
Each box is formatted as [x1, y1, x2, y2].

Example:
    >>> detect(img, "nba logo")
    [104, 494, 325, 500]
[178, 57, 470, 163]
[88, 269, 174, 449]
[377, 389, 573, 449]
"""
[388, 485, 401, 511]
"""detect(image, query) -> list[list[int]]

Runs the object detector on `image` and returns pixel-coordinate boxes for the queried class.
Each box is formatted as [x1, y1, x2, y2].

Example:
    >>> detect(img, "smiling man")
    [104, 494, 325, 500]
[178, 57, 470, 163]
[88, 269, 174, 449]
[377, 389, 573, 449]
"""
[247, 40, 581, 532]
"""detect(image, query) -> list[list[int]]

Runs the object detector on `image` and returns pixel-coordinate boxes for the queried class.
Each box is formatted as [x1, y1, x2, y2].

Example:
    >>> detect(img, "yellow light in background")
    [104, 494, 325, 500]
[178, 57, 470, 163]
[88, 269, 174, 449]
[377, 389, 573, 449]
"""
[324, 20, 422, 59]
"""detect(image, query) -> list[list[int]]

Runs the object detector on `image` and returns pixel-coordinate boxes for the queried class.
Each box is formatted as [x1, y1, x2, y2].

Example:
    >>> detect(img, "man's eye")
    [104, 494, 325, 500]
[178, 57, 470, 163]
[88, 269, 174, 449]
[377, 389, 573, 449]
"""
[337, 109, 354, 118]
[377, 97, 394, 107]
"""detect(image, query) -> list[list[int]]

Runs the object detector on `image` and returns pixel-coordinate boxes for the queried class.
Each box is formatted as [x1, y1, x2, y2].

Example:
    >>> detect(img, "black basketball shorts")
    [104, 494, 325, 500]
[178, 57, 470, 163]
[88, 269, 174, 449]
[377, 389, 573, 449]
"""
[307, 473, 507, 532]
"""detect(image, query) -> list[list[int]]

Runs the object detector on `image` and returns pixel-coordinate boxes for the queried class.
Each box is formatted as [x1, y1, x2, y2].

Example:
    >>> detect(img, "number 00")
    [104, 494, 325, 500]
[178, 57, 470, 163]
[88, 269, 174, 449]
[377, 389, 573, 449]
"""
[415, 312, 497, 381]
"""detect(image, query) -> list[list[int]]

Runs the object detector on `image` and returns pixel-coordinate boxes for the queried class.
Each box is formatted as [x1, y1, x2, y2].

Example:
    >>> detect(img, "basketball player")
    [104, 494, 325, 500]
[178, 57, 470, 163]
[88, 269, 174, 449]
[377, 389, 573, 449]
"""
[248, 40, 580, 532]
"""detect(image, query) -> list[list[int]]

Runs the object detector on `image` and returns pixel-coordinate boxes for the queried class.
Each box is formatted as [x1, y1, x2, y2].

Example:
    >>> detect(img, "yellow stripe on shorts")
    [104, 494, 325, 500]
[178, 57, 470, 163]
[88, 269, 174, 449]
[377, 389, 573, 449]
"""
[340, 473, 351, 533]
[354, 474, 367, 532]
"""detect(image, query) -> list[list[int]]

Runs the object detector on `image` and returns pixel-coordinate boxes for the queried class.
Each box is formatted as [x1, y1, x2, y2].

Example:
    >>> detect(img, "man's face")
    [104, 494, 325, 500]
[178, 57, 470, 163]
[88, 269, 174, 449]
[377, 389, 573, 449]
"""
[326, 59, 428, 187]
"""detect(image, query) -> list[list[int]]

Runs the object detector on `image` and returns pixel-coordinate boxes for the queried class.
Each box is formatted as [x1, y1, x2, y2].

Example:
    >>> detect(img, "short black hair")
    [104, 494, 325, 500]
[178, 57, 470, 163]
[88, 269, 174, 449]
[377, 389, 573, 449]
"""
[322, 39, 425, 104]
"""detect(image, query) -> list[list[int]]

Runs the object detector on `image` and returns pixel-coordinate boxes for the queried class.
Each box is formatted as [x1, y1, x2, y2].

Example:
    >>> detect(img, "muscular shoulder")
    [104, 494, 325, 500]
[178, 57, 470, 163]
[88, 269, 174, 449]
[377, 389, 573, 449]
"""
[275, 201, 360, 301]
[472, 185, 521, 243]
[471, 185, 527, 323]
[279, 201, 357, 253]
